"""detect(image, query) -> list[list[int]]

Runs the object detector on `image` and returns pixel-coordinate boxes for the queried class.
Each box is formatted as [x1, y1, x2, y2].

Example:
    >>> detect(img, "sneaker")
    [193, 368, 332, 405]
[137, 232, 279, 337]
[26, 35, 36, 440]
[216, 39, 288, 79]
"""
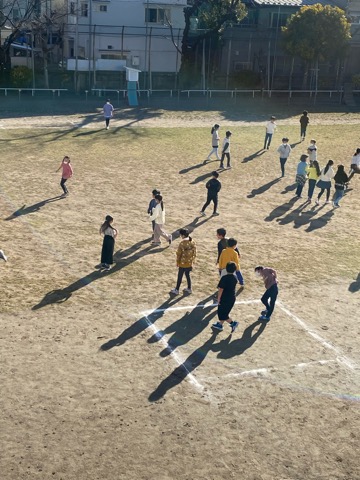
[219, 164, 224, 169]
[211, 322, 223, 332]
[333, 204, 340, 208]
[170, 288, 179, 295]
[226, 166, 232, 169]
[103, 264, 111, 270]
[325, 201, 330, 204]
[0, 250, 7, 262]
[259, 315, 270, 322]
[151, 241, 161, 245]
[199, 211, 206, 217]
[315, 199, 320, 205]
[212, 212, 220, 216]
[168, 235, 172, 245]
[183, 288, 192, 294]
[308, 198, 312, 203]
[230, 321, 239, 333]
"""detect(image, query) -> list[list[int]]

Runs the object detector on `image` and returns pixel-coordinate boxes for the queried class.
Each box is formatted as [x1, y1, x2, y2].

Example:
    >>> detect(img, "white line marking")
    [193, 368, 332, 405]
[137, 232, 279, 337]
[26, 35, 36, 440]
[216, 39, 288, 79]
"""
[142, 298, 260, 317]
[143, 314, 205, 395]
[278, 301, 358, 371]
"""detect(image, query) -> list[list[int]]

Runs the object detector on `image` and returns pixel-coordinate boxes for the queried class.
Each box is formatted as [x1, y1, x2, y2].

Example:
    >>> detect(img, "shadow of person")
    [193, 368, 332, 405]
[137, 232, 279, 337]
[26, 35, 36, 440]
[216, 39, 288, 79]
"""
[5, 196, 64, 220]
[305, 208, 335, 233]
[280, 183, 297, 195]
[247, 178, 281, 198]
[148, 333, 218, 402]
[349, 273, 360, 293]
[32, 240, 163, 310]
[242, 149, 266, 163]
[290, 141, 302, 149]
[146, 295, 217, 357]
[170, 215, 211, 241]
[100, 296, 184, 351]
[190, 171, 216, 185]
[213, 320, 266, 359]
[264, 197, 298, 222]
[293, 204, 325, 229]
[179, 160, 216, 175]
[276, 200, 311, 226]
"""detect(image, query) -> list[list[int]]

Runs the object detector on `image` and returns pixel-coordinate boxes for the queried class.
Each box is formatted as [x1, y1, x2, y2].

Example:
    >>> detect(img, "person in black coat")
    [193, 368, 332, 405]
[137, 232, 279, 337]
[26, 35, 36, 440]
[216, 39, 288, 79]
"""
[200, 171, 221, 216]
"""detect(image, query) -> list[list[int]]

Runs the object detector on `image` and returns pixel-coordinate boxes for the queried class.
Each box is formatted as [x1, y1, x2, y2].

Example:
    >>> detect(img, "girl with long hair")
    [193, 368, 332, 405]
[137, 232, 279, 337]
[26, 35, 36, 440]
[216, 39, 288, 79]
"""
[315, 160, 335, 205]
[149, 194, 172, 246]
[206, 124, 220, 161]
[307, 159, 321, 202]
[170, 228, 196, 295]
[100, 215, 118, 270]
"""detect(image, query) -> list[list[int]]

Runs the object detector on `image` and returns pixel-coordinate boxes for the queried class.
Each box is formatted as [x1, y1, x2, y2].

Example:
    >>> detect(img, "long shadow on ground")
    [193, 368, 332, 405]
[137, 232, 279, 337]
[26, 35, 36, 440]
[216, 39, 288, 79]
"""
[247, 178, 281, 198]
[5, 196, 64, 220]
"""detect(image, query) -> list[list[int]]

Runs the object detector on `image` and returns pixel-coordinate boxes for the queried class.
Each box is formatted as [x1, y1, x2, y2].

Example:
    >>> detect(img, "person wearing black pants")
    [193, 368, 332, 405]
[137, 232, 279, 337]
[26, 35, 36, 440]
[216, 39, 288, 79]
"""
[200, 171, 221, 216]
[170, 229, 196, 295]
[255, 265, 278, 322]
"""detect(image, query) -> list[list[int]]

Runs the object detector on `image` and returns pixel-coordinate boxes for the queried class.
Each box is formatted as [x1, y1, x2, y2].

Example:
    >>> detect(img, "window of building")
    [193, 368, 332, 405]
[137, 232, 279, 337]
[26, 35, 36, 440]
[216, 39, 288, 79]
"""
[70, 1, 75, 14]
[99, 4, 107, 11]
[100, 53, 128, 60]
[145, 7, 170, 24]
[81, 2, 88, 17]
[270, 12, 289, 28]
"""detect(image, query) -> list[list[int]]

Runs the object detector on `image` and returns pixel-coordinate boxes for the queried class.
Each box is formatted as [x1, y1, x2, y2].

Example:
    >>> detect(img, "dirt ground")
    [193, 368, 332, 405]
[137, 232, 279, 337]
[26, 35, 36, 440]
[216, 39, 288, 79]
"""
[0, 101, 360, 480]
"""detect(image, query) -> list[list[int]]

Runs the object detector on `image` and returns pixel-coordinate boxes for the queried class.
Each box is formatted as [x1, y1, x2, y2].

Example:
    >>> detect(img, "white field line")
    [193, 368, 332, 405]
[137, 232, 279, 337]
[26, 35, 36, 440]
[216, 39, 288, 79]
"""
[143, 314, 205, 395]
[278, 301, 358, 372]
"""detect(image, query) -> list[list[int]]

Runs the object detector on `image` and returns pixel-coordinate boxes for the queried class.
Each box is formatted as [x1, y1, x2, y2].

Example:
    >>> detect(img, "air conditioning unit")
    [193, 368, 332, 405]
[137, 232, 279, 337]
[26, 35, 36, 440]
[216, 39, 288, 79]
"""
[132, 55, 140, 67]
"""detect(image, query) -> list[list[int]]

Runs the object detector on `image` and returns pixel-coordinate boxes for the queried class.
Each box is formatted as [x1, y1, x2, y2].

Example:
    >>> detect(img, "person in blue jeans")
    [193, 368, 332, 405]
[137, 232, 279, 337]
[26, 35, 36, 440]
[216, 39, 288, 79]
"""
[255, 265, 278, 322]
[295, 154, 309, 198]
[277, 137, 292, 177]
[333, 165, 349, 208]
[264, 116, 276, 150]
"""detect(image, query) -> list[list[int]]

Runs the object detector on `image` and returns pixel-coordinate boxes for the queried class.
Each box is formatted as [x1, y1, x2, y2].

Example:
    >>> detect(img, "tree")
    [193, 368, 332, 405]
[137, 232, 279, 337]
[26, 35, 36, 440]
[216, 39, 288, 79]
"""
[179, 0, 247, 85]
[282, 4, 351, 88]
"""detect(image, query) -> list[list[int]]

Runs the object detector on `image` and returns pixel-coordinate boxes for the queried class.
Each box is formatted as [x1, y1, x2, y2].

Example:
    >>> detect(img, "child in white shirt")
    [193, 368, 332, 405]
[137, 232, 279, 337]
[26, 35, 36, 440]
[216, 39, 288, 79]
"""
[264, 116, 276, 150]
[220, 131, 232, 169]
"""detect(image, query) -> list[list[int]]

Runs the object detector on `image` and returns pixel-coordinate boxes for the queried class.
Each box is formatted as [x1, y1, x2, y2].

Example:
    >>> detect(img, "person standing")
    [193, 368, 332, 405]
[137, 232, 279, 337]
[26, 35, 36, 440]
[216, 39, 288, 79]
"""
[264, 116, 276, 150]
[348, 147, 360, 181]
[0, 249, 7, 262]
[307, 160, 321, 202]
[200, 171, 221, 216]
[56, 156, 73, 196]
[315, 160, 335, 205]
[211, 261, 239, 333]
[218, 237, 245, 286]
[277, 137, 292, 177]
[307, 139, 317, 163]
[149, 194, 172, 246]
[220, 130, 232, 169]
[170, 228, 197, 295]
[206, 124, 221, 161]
[148, 189, 160, 238]
[103, 99, 114, 130]
[295, 154, 309, 198]
[299, 110, 309, 140]
[255, 265, 278, 322]
[333, 165, 349, 208]
[100, 215, 118, 270]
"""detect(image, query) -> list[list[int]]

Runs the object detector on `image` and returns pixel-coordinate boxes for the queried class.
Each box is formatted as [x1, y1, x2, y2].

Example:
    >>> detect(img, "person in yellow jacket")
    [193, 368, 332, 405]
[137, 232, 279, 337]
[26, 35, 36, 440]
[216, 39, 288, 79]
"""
[218, 238, 244, 285]
[170, 228, 197, 295]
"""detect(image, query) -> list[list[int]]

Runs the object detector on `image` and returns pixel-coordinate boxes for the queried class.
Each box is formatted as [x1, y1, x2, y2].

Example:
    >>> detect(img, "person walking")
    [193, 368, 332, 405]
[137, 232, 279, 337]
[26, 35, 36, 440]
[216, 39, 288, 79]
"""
[307, 139, 317, 163]
[264, 116, 276, 150]
[170, 228, 197, 295]
[299, 110, 309, 140]
[333, 165, 349, 208]
[218, 237, 245, 286]
[147, 189, 160, 238]
[307, 160, 321, 202]
[100, 215, 118, 270]
[149, 194, 172, 246]
[315, 160, 335, 205]
[211, 261, 239, 333]
[103, 99, 114, 130]
[56, 156, 73, 196]
[219, 130, 232, 169]
[255, 265, 278, 322]
[277, 137, 292, 177]
[206, 124, 221, 161]
[348, 147, 360, 181]
[295, 154, 309, 198]
[200, 171, 221, 216]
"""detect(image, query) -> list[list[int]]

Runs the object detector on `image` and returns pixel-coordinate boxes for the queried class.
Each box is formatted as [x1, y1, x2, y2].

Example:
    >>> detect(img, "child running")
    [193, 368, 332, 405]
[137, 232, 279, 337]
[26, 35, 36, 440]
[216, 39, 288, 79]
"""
[255, 265, 278, 322]
[149, 194, 172, 246]
[170, 228, 196, 295]
[211, 261, 239, 333]
[206, 124, 221, 161]
[56, 156, 73, 196]
[100, 215, 118, 270]
[220, 130, 232, 169]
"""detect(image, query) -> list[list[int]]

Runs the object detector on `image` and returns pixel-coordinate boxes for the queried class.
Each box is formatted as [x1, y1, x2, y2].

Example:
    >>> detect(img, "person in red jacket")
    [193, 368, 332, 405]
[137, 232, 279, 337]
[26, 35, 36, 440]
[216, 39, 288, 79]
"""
[255, 265, 278, 322]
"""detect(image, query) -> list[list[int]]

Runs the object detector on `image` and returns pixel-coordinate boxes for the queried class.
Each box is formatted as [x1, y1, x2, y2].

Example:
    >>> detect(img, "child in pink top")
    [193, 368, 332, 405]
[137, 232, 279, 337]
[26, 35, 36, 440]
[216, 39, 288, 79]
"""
[56, 156, 73, 196]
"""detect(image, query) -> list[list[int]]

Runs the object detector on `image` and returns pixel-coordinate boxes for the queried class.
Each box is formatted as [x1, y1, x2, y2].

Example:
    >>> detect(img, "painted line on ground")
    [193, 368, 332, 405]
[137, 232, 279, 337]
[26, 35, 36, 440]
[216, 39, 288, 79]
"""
[278, 301, 358, 372]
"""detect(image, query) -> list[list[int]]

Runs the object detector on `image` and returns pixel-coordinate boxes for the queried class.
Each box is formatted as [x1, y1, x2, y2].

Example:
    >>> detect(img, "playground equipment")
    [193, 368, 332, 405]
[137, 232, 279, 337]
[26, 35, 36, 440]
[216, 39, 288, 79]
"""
[125, 67, 141, 106]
